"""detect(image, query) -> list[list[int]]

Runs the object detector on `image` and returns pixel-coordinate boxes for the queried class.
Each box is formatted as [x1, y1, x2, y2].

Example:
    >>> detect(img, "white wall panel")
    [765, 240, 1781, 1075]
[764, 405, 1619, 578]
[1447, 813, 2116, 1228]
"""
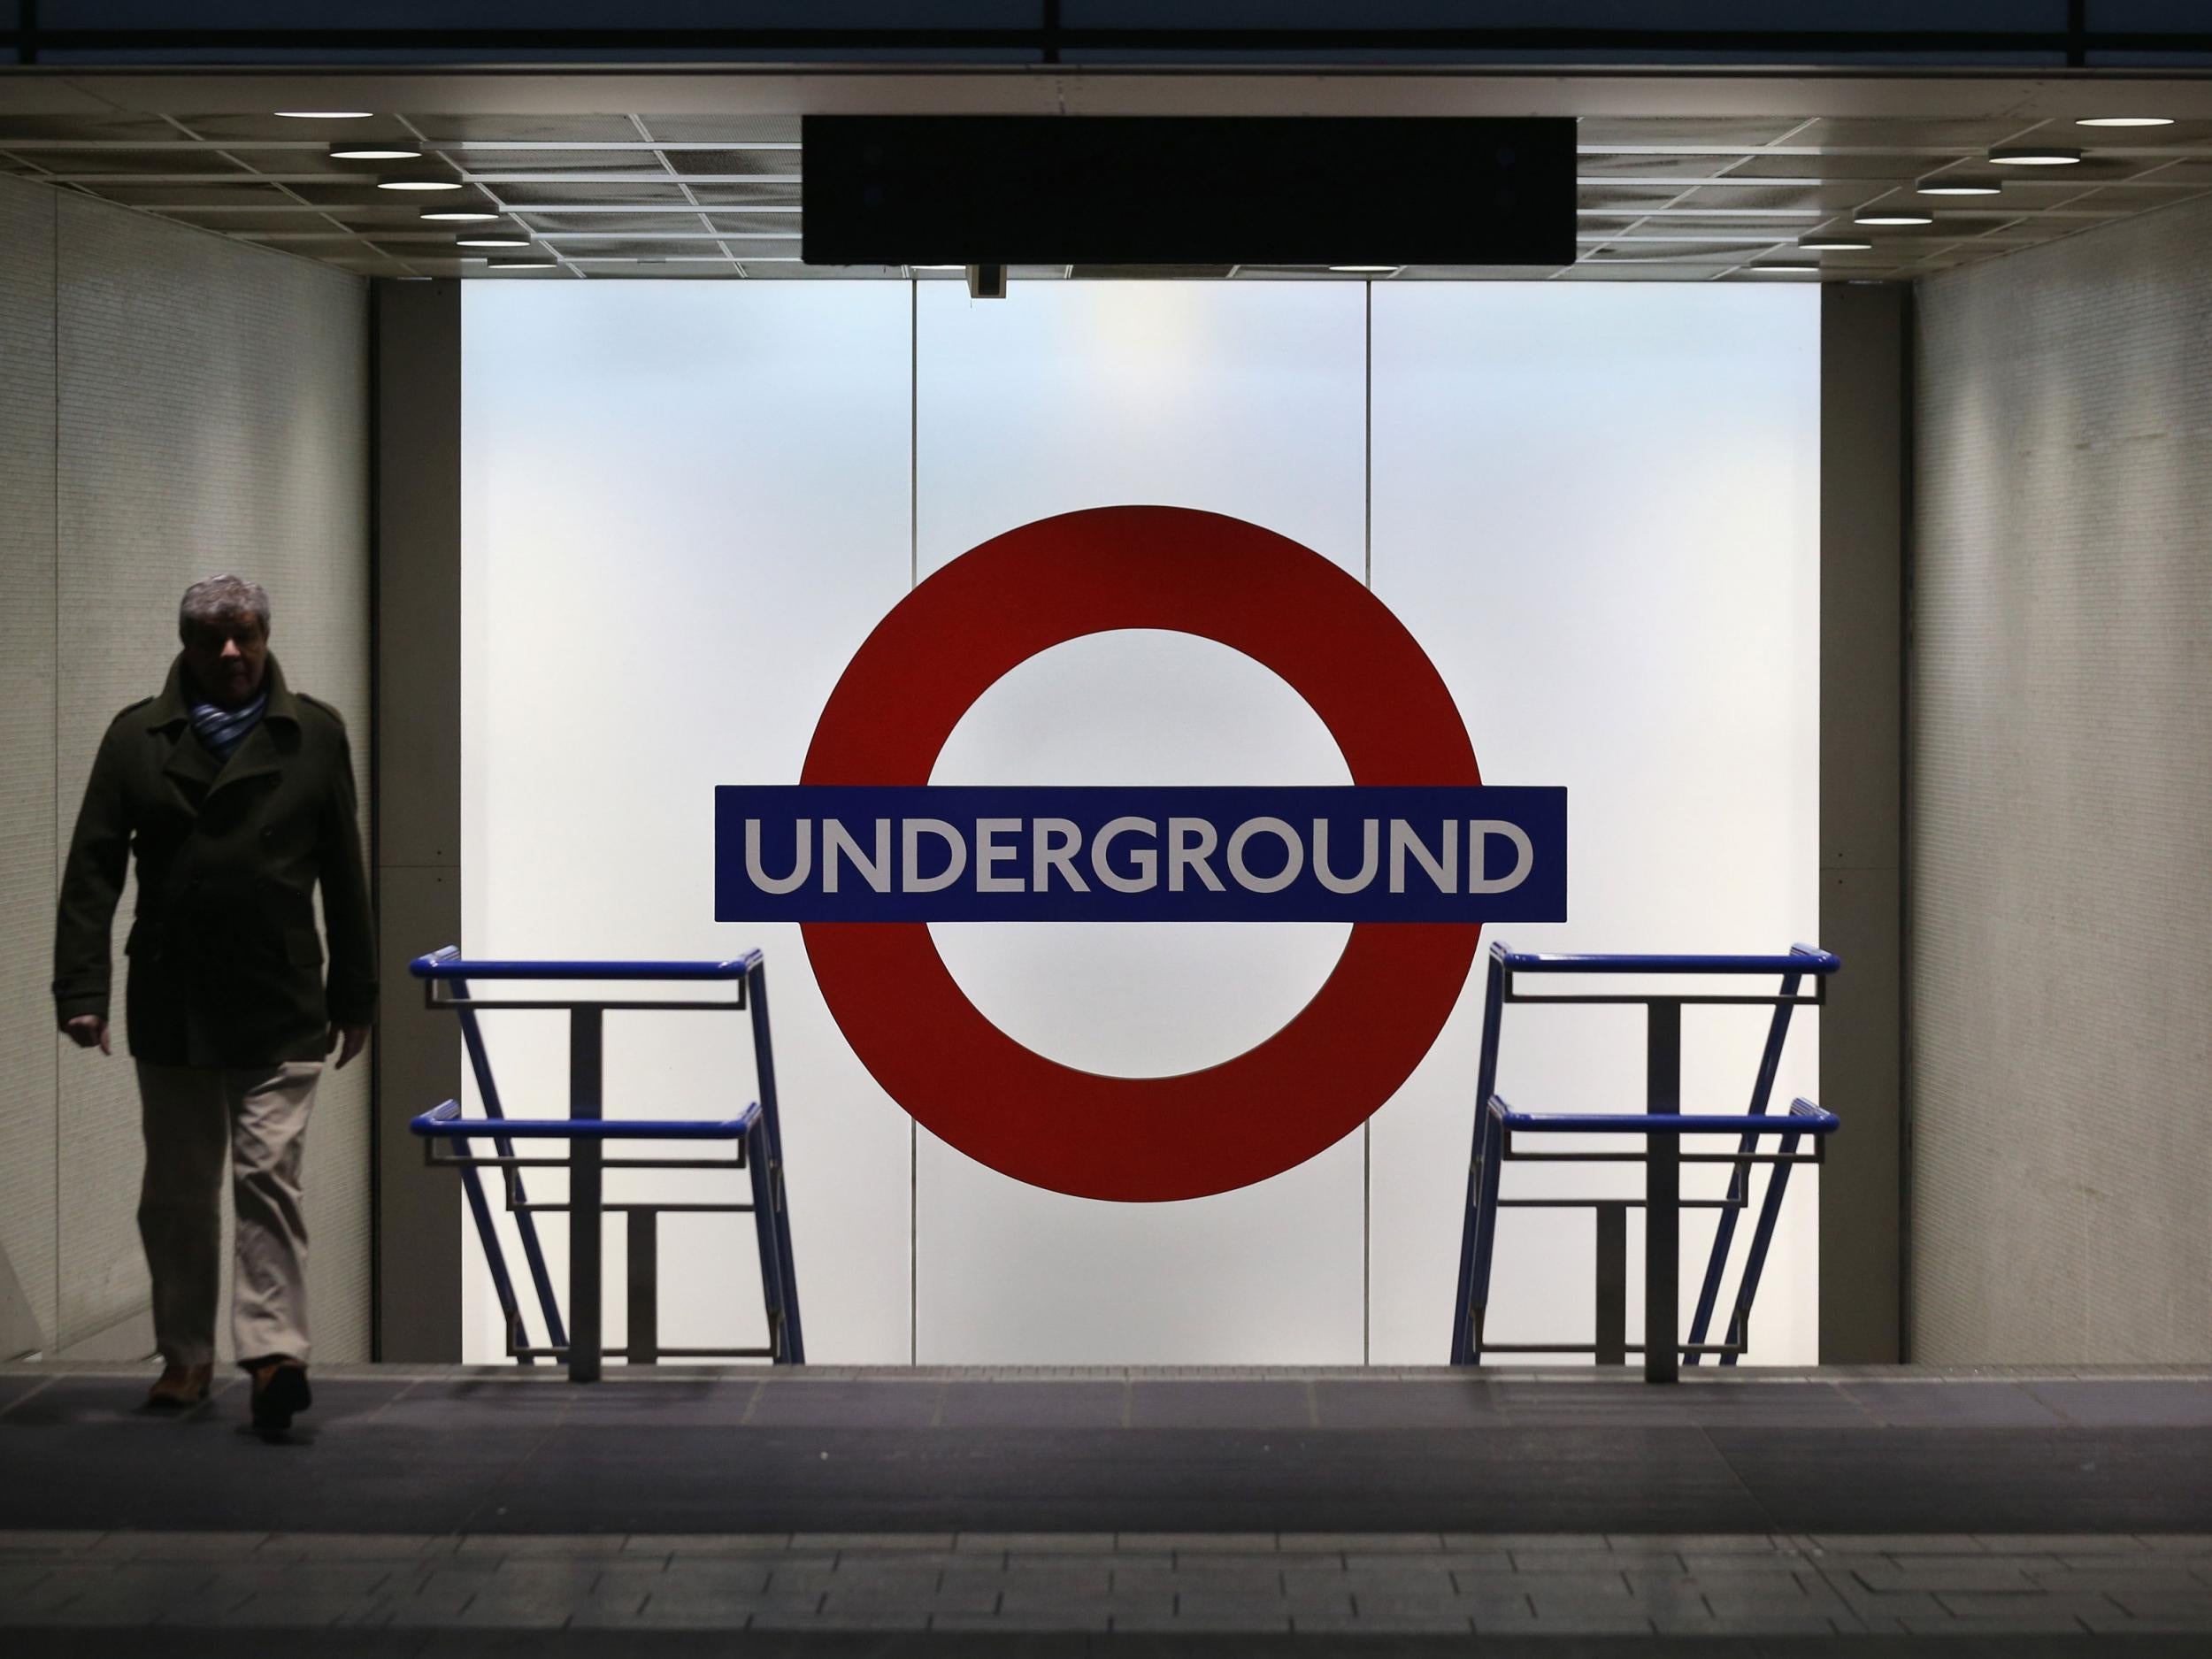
[1368, 283, 1821, 1364]
[913, 281, 1369, 1363]
[463, 277, 1820, 1369]
[461, 282, 914, 1363]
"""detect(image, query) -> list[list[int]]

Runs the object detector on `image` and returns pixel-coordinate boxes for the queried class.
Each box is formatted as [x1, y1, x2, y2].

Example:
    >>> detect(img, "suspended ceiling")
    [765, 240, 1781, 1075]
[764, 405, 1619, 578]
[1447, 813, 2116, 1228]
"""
[3, 71, 2210, 282]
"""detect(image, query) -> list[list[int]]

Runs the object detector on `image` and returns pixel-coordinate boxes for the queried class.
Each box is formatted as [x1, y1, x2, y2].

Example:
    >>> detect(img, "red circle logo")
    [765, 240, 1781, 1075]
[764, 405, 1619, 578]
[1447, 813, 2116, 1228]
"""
[801, 505, 1481, 1201]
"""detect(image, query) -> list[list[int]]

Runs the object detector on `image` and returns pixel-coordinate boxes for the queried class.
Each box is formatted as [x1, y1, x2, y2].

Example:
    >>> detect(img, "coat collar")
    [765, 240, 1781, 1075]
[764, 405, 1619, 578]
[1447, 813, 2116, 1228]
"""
[150, 653, 299, 796]
[144, 652, 300, 731]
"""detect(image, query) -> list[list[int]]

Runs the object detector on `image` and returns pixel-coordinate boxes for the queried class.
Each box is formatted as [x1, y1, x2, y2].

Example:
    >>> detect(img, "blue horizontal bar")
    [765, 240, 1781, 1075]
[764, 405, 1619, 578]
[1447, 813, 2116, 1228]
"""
[410, 1100, 762, 1140]
[410, 946, 762, 981]
[1492, 941, 1839, 976]
[1490, 1095, 1839, 1135]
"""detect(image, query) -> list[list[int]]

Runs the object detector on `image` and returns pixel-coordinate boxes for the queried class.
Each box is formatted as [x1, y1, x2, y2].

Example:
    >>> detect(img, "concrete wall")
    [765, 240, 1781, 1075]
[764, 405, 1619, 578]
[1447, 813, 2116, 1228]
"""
[1819, 284, 1907, 1363]
[1912, 195, 2212, 1362]
[0, 175, 371, 1362]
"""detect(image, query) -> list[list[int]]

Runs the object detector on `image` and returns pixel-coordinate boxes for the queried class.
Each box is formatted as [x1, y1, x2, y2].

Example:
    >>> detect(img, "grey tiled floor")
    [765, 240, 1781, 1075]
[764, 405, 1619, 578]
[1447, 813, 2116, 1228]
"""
[4, 1529, 2210, 1639]
[6, 1363, 2212, 1648]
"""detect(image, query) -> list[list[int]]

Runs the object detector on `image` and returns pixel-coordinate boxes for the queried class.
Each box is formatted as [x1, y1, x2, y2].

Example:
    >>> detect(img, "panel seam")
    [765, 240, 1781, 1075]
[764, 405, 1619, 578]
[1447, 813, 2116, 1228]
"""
[910, 276, 919, 1367]
[50, 183, 61, 1350]
[1896, 280, 1918, 1364]
[1363, 277, 1372, 1368]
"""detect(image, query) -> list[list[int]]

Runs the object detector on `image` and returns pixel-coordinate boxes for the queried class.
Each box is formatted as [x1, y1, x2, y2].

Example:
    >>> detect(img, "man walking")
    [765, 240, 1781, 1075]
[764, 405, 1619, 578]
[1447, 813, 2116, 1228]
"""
[53, 575, 373, 1434]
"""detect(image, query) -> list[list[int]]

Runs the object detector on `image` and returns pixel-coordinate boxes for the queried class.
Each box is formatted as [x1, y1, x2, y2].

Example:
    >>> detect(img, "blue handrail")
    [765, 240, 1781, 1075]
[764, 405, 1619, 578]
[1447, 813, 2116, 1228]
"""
[411, 949, 762, 981]
[412, 1099, 761, 1141]
[1453, 942, 1840, 1374]
[1490, 1095, 1840, 1136]
[1498, 945, 1841, 976]
[403, 942, 805, 1372]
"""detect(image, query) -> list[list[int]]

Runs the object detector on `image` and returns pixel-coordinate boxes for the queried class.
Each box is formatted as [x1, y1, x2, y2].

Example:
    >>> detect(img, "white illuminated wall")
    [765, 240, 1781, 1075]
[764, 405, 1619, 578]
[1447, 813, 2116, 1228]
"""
[461, 279, 1818, 1366]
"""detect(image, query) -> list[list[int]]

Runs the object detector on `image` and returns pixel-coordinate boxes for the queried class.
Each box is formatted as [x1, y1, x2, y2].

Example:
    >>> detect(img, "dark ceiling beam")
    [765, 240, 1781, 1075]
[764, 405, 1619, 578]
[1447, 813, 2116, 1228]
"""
[11, 24, 2212, 71]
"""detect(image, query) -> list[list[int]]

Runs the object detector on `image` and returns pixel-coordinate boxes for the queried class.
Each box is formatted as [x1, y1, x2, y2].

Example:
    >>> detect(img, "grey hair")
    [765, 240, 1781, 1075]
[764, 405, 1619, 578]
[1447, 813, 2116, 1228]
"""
[178, 574, 271, 641]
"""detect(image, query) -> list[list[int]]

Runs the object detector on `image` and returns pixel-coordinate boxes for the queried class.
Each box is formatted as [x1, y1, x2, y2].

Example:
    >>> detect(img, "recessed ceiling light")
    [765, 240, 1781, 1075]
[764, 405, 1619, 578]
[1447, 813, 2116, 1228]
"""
[455, 233, 530, 249]
[275, 110, 374, 120]
[1854, 211, 1934, 227]
[419, 207, 498, 222]
[328, 140, 421, 161]
[2076, 116, 2174, 127]
[1330, 265, 1399, 273]
[1746, 263, 1820, 275]
[377, 175, 462, 192]
[910, 265, 964, 271]
[1799, 237, 1872, 251]
[1989, 146, 2083, 165]
[1917, 178, 2002, 196]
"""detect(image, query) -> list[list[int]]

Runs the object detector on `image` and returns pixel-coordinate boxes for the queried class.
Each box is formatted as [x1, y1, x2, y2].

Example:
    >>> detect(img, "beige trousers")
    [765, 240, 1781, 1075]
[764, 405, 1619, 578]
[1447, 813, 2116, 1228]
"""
[135, 1060, 321, 1369]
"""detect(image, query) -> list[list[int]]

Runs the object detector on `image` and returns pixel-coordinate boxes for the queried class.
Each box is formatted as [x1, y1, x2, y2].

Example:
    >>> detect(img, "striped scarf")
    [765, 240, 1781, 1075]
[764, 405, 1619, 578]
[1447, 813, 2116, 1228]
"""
[188, 690, 267, 763]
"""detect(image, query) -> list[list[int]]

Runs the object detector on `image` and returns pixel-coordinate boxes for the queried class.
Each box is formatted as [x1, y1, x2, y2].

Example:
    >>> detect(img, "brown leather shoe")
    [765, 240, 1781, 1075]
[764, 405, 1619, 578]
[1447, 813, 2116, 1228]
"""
[146, 1363, 212, 1409]
[249, 1359, 311, 1435]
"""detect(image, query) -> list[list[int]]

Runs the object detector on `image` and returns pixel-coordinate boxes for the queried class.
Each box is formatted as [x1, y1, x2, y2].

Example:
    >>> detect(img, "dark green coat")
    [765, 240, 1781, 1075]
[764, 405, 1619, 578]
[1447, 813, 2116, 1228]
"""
[53, 653, 376, 1067]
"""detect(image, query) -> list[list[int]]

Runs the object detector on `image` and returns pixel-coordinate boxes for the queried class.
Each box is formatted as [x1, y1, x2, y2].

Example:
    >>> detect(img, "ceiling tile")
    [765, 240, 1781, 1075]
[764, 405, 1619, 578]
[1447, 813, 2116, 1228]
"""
[1679, 181, 1878, 211]
[1787, 117, 2041, 150]
[490, 179, 698, 205]
[157, 209, 331, 234]
[634, 115, 803, 145]
[81, 180, 295, 207]
[8, 147, 257, 177]
[538, 237, 710, 258]
[665, 147, 803, 177]
[1575, 116, 1808, 149]
[704, 211, 805, 236]
[177, 112, 396, 142]
[767, 262, 903, 279]
[1727, 153, 1924, 180]
[1577, 183, 1693, 211]
[404, 114, 649, 143]
[687, 180, 804, 206]
[2069, 180, 2212, 211]
[0, 113, 190, 143]
[1572, 152, 1736, 180]
[1580, 240, 1769, 262]
[1559, 262, 1729, 280]
[453, 149, 673, 176]
[713, 238, 809, 259]
[283, 179, 456, 209]
[519, 209, 708, 234]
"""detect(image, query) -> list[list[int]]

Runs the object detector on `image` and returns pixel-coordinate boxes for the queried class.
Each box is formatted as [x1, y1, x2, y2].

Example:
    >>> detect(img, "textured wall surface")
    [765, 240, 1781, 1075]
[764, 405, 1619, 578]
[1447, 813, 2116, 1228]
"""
[0, 179, 59, 1356]
[1913, 195, 2212, 1362]
[0, 174, 370, 1360]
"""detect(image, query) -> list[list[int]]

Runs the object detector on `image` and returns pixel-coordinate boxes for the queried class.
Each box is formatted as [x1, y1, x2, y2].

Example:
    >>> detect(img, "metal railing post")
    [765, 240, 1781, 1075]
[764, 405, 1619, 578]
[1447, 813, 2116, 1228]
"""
[569, 1008, 605, 1384]
[1594, 1202, 1628, 1367]
[749, 959, 804, 1364]
[626, 1210, 659, 1367]
[1645, 1000, 1681, 1385]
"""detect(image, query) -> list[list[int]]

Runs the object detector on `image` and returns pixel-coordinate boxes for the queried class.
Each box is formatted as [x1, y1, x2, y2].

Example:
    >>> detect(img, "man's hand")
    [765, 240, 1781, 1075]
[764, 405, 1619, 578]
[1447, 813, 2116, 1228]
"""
[326, 1024, 370, 1070]
[64, 1015, 111, 1055]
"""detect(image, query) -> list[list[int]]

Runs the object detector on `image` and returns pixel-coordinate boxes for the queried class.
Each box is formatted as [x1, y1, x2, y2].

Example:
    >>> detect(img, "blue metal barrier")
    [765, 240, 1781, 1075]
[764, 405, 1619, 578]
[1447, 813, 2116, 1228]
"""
[405, 948, 804, 1381]
[1451, 942, 1840, 1382]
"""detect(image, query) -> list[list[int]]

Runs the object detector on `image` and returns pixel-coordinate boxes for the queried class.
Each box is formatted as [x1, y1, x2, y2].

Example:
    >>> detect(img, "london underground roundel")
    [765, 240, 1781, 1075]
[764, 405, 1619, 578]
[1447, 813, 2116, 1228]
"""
[715, 505, 1568, 1202]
